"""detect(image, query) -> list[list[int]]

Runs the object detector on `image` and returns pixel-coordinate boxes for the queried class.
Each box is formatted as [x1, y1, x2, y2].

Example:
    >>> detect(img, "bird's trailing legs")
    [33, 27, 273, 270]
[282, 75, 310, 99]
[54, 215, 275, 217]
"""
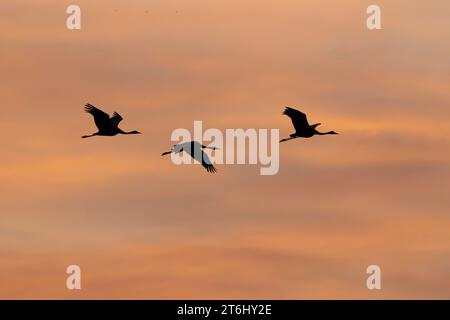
[280, 135, 297, 143]
[81, 133, 98, 139]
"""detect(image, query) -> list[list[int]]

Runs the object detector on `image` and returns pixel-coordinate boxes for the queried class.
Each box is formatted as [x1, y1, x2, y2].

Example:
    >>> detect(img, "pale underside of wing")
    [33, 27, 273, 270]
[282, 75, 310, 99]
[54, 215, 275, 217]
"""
[183, 142, 217, 173]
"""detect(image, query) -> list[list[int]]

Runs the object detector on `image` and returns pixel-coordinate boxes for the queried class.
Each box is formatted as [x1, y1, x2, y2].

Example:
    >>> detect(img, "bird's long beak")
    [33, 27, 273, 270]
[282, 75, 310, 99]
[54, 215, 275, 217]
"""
[161, 151, 172, 156]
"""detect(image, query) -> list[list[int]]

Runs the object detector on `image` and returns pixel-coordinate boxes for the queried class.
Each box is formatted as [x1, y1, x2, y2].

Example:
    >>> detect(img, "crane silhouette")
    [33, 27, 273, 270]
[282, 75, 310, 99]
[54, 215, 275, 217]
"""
[161, 141, 218, 173]
[280, 107, 338, 142]
[82, 103, 141, 139]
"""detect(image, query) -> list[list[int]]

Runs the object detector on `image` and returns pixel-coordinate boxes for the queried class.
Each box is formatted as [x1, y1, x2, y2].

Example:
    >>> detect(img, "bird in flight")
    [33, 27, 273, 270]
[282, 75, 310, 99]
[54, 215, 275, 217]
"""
[280, 107, 338, 142]
[161, 141, 218, 173]
[82, 103, 141, 139]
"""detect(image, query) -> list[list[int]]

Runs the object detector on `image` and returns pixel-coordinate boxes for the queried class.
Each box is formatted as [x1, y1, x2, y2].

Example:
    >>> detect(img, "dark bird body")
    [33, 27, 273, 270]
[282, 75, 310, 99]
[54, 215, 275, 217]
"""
[280, 107, 338, 142]
[82, 103, 141, 138]
[161, 141, 218, 173]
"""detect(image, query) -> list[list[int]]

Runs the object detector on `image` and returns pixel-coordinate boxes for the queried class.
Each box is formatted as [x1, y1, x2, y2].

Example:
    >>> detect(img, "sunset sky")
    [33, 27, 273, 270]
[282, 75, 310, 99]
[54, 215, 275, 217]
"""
[1, 0, 450, 299]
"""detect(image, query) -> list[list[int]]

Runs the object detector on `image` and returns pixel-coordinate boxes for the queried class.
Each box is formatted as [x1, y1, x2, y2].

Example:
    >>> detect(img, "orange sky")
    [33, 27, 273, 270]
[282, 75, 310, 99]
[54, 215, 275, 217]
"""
[1, 0, 450, 299]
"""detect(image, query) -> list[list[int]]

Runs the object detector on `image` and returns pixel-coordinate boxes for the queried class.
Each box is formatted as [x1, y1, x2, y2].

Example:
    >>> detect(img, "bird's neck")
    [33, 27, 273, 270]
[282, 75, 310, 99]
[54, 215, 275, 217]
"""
[120, 130, 137, 135]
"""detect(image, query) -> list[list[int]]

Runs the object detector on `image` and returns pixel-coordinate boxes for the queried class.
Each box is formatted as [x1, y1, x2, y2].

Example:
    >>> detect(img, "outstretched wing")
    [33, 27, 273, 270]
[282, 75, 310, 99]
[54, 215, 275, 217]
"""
[84, 103, 110, 131]
[283, 107, 310, 133]
[110, 112, 123, 128]
[200, 150, 217, 173]
[184, 142, 217, 174]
